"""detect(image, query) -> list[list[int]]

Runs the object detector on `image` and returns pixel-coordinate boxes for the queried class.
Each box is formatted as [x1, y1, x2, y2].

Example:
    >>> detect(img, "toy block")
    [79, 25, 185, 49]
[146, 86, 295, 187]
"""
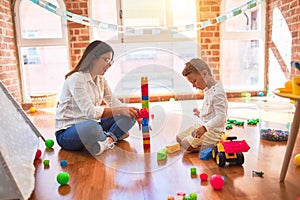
[141, 96, 149, 100]
[165, 143, 180, 153]
[157, 148, 167, 160]
[142, 126, 149, 132]
[142, 118, 149, 126]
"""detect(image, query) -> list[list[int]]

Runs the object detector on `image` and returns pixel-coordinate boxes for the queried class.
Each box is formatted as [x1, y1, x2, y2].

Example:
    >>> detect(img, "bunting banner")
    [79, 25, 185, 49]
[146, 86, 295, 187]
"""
[29, 0, 266, 34]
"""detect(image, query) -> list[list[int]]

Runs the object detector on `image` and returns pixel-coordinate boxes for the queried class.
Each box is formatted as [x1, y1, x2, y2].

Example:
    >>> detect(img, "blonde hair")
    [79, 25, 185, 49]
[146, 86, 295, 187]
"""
[182, 58, 212, 77]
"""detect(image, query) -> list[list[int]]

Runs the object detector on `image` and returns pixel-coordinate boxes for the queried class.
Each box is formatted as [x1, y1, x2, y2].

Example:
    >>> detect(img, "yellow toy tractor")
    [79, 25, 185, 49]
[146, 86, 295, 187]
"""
[212, 134, 250, 167]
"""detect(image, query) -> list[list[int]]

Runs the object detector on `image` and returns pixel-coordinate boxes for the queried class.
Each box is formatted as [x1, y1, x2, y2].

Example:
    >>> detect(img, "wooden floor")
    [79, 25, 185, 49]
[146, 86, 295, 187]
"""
[28, 98, 300, 200]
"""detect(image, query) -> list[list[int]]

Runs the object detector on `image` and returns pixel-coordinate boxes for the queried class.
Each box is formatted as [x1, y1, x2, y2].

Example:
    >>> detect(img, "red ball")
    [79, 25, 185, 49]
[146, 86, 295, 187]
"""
[35, 149, 42, 160]
[210, 174, 224, 190]
[200, 173, 208, 181]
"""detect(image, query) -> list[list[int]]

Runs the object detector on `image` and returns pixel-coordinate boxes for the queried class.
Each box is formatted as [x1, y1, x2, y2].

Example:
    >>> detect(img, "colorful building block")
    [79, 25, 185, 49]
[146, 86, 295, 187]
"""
[157, 148, 167, 160]
[165, 143, 180, 153]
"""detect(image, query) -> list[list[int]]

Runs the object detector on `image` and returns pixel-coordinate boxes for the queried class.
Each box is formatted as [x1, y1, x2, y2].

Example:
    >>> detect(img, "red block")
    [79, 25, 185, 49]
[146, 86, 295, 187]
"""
[141, 84, 148, 95]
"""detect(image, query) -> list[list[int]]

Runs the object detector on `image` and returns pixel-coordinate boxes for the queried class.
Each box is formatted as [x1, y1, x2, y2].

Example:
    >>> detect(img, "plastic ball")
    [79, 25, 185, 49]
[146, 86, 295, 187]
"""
[57, 172, 70, 185]
[35, 149, 42, 160]
[294, 154, 300, 166]
[258, 91, 264, 97]
[45, 139, 54, 148]
[60, 160, 67, 166]
[200, 173, 208, 181]
[29, 107, 36, 113]
[210, 174, 224, 190]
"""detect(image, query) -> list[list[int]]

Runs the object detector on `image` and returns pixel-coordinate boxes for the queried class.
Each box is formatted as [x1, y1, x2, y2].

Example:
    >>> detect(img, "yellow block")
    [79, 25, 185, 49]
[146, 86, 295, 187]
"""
[143, 139, 150, 144]
[165, 143, 180, 153]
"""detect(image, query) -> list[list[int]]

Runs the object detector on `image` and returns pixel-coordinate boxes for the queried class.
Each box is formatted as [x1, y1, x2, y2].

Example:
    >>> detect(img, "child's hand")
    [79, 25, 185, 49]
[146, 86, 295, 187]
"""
[192, 126, 206, 138]
[193, 108, 200, 117]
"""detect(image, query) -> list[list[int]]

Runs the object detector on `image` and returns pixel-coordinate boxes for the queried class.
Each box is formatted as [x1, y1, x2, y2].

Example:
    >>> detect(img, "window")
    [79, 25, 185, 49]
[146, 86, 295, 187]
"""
[91, 0, 199, 98]
[15, 0, 69, 101]
[220, 0, 266, 92]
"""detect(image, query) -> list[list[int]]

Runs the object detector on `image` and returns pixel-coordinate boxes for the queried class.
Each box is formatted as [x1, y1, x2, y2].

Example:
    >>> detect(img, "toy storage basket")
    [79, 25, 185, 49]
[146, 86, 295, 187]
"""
[257, 101, 294, 141]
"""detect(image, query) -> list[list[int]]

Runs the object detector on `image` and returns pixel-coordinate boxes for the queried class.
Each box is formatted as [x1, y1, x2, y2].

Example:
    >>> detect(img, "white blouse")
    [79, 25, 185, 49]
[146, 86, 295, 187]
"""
[55, 72, 123, 131]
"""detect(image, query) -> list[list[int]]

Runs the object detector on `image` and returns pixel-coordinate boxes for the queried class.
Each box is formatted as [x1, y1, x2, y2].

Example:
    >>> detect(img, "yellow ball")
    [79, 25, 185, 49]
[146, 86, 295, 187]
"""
[294, 154, 300, 166]
[29, 107, 36, 113]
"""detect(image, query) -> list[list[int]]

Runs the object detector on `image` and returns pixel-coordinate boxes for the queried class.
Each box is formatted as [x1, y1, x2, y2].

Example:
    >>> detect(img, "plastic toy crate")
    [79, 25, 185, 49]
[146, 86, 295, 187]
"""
[221, 140, 250, 153]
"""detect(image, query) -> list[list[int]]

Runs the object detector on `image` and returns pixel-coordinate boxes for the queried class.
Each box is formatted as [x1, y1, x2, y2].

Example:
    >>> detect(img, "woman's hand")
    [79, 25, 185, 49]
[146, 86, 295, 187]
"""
[116, 106, 139, 119]
[191, 125, 207, 138]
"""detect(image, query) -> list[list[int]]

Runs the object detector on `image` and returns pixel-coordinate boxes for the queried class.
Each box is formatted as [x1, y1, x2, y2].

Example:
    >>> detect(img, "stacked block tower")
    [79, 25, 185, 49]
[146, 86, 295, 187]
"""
[141, 77, 150, 149]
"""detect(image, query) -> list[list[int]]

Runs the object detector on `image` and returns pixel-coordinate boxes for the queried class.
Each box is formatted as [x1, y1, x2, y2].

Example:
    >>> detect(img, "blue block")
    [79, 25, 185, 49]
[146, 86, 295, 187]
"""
[142, 118, 149, 126]
[60, 160, 67, 166]
[199, 147, 212, 160]
[142, 126, 149, 132]
[141, 96, 149, 100]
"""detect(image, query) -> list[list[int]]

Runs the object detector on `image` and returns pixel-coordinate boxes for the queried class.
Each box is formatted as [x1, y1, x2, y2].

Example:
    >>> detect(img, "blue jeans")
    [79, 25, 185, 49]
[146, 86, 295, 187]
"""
[56, 116, 136, 152]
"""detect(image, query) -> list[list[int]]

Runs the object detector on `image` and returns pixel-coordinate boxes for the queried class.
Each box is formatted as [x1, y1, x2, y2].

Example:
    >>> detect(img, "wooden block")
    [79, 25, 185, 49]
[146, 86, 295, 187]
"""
[166, 143, 180, 153]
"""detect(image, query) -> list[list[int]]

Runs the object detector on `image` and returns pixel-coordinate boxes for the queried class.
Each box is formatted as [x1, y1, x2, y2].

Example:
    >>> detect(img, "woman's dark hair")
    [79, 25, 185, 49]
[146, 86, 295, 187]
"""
[65, 40, 114, 79]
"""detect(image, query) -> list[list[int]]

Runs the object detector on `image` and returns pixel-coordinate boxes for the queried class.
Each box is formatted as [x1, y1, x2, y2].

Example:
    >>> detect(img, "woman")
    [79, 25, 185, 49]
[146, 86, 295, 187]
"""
[55, 40, 139, 156]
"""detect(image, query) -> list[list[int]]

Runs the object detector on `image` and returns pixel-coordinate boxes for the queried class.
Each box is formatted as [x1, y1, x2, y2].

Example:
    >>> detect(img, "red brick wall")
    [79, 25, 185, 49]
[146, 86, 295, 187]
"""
[0, 0, 22, 102]
[198, 0, 220, 80]
[266, 0, 300, 78]
[65, 0, 90, 69]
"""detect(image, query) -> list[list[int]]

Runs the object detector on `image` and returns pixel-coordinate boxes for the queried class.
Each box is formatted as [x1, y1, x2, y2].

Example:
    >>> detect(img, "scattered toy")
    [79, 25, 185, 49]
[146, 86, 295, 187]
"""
[45, 139, 54, 148]
[35, 149, 42, 160]
[199, 147, 212, 160]
[190, 167, 197, 175]
[210, 174, 224, 190]
[212, 135, 250, 167]
[43, 159, 50, 167]
[60, 160, 67, 166]
[56, 172, 70, 185]
[294, 154, 300, 166]
[157, 148, 167, 161]
[165, 143, 180, 153]
[252, 170, 264, 177]
[200, 173, 208, 181]
[247, 118, 259, 125]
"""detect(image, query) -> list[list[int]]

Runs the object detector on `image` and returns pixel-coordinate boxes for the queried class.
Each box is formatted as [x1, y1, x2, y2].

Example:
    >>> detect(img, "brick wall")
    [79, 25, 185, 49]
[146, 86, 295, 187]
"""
[266, 0, 300, 78]
[65, 0, 90, 69]
[198, 0, 220, 80]
[0, 0, 21, 102]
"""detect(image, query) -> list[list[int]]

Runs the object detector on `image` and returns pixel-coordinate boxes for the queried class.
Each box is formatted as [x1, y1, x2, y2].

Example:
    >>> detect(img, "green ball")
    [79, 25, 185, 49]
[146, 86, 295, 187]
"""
[45, 139, 54, 148]
[56, 172, 70, 185]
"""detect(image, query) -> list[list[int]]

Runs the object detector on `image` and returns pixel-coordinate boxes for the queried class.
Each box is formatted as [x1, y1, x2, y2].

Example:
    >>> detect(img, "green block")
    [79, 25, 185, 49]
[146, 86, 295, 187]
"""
[157, 148, 167, 161]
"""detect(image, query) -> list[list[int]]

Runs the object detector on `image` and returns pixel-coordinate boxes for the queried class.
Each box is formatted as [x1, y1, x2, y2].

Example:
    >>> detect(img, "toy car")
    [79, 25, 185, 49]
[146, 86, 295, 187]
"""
[212, 135, 250, 167]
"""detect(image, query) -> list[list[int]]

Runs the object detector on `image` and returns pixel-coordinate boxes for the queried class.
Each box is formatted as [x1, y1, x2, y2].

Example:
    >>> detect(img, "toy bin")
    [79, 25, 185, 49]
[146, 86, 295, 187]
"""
[257, 102, 294, 141]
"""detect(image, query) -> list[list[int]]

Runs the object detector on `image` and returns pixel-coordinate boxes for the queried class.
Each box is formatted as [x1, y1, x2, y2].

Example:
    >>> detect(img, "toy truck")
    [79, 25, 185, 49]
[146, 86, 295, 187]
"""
[212, 135, 250, 167]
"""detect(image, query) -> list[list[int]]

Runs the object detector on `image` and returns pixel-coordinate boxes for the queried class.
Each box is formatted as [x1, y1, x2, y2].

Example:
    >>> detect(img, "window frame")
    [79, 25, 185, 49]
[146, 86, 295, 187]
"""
[220, 0, 267, 92]
[14, 0, 69, 101]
